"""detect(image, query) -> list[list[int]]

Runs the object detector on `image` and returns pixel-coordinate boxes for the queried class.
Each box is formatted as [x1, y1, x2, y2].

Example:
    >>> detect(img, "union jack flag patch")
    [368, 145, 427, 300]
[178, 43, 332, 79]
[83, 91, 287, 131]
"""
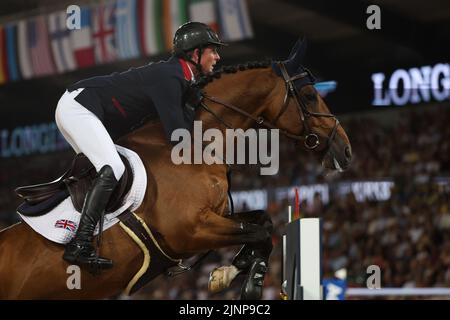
[54, 219, 77, 232]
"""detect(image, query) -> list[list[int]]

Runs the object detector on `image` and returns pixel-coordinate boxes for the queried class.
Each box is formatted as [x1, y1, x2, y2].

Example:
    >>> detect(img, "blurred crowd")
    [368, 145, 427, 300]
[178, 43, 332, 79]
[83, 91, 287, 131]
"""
[0, 104, 449, 299]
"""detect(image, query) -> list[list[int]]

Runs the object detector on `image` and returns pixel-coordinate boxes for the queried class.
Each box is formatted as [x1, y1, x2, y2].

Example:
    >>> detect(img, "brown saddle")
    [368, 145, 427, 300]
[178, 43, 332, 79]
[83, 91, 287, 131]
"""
[15, 153, 134, 216]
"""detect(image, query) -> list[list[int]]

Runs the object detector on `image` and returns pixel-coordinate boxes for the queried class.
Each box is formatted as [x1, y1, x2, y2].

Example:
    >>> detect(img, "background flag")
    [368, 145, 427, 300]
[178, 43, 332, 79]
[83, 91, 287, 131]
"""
[163, 0, 189, 50]
[17, 20, 33, 79]
[28, 15, 56, 76]
[5, 23, 21, 81]
[0, 26, 8, 84]
[48, 11, 76, 73]
[70, 7, 95, 68]
[189, 0, 218, 32]
[92, 2, 117, 63]
[216, 0, 253, 41]
[116, 0, 140, 59]
[138, 0, 164, 56]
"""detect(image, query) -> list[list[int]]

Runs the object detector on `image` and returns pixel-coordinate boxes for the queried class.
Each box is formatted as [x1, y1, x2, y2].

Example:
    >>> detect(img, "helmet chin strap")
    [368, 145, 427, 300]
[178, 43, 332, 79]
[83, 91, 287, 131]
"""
[196, 47, 204, 76]
[184, 47, 204, 78]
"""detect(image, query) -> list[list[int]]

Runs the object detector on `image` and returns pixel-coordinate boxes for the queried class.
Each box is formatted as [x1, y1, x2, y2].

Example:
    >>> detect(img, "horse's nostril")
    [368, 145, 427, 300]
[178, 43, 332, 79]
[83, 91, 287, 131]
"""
[344, 146, 352, 160]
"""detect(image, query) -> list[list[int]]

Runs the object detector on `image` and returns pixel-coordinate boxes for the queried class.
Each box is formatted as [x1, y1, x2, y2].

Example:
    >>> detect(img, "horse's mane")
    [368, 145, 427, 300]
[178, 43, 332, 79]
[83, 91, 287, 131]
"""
[194, 60, 272, 89]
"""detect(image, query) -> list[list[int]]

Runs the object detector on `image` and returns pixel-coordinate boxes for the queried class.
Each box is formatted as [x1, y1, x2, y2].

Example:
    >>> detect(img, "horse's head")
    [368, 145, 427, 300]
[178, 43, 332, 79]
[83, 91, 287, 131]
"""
[265, 38, 352, 171]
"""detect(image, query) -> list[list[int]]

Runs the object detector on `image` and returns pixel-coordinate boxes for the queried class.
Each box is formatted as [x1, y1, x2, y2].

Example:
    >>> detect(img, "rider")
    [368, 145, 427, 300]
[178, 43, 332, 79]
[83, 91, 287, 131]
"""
[56, 22, 226, 271]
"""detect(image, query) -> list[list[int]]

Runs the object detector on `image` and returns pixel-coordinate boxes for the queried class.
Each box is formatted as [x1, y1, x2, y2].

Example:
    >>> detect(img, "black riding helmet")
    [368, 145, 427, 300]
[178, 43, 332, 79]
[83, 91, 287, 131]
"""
[173, 21, 226, 52]
[173, 22, 227, 75]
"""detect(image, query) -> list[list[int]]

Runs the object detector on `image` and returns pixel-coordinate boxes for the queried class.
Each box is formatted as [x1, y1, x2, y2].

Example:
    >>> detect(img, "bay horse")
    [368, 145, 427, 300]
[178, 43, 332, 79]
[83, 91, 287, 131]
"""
[0, 39, 351, 299]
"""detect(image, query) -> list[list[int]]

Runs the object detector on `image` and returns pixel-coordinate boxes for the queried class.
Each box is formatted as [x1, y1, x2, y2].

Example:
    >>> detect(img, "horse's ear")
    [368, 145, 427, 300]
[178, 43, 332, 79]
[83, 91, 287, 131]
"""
[286, 37, 307, 70]
[287, 38, 302, 59]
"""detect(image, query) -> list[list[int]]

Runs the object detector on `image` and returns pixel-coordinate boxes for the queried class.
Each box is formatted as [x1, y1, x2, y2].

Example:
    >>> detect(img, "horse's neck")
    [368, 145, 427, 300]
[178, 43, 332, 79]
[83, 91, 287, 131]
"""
[198, 68, 275, 132]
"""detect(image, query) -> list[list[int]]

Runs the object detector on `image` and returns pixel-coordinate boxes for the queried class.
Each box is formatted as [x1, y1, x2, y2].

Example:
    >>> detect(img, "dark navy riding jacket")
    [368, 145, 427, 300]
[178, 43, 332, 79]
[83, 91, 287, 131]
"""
[67, 56, 197, 141]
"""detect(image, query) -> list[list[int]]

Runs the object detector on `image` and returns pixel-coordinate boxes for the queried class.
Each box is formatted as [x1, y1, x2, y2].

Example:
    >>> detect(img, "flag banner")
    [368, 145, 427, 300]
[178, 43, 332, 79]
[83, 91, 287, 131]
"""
[27, 15, 56, 76]
[0, 0, 256, 84]
[216, 0, 253, 41]
[163, 0, 189, 50]
[70, 6, 95, 68]
[138, 0, 164, 56]
[0, 26, 8, 84]
[48, 11, 76, 73]
[92, 1, 117, 63]
[4, 23, 21, 81]
[189, 0, 218, 32]
[17, 20, 33, 79]
[116, 0, 140, 59]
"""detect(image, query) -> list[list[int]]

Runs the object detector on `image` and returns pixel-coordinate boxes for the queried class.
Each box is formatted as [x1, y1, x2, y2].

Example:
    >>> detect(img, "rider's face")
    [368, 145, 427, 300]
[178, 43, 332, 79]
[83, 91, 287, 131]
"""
[198, 46, 221, 74]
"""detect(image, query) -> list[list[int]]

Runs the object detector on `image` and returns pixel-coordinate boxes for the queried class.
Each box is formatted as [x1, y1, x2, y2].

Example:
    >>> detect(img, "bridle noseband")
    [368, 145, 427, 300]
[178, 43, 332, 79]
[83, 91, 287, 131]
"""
[200, 62, 341, 154]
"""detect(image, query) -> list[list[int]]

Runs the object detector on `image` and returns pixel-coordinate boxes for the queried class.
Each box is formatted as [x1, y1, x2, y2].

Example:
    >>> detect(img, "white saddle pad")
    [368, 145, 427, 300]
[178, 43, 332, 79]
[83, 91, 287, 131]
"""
[18, 145, 147, 244]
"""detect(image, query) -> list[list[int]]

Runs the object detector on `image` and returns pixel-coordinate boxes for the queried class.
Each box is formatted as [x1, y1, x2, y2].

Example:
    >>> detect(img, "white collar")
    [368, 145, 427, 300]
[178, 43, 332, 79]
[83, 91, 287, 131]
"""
[186, 63, 195, 81]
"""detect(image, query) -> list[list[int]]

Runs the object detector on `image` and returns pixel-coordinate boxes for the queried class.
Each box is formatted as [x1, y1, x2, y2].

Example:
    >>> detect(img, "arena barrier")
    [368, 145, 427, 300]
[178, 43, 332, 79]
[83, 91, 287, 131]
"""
[282, 207, 323, 300]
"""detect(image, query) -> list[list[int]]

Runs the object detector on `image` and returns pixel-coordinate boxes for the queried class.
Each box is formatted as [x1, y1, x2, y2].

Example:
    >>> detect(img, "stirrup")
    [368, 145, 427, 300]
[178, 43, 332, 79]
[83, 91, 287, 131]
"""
[85, 256, 114, 276]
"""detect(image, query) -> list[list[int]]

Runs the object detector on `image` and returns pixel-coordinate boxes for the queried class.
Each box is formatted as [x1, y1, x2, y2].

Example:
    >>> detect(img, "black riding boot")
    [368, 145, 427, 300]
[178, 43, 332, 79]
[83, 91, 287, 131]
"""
[63, 165, 118, 272]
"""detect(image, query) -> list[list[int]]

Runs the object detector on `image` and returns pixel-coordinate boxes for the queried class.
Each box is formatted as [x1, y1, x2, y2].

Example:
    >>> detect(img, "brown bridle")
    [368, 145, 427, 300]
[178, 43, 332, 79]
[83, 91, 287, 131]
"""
[200, 62, 341, 154]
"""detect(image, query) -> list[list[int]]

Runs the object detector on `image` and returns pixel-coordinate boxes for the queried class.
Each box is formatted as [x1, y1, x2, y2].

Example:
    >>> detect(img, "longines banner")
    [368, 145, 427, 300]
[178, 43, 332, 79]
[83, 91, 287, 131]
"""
[319, 61, 450, 113]
[371, 62, 450, 106]
[0, 122, 69, 158]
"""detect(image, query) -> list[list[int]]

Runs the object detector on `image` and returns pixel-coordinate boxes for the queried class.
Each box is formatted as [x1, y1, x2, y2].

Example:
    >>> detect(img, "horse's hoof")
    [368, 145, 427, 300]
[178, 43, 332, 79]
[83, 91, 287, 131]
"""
[240, 258, 268, 300]
[208, 265, 241, 293]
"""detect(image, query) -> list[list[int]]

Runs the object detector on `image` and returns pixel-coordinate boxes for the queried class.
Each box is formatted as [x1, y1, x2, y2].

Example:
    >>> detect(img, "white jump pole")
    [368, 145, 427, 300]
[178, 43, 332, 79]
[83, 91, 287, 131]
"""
[299, 218, 322, 300]
[283, 216, 323, 300]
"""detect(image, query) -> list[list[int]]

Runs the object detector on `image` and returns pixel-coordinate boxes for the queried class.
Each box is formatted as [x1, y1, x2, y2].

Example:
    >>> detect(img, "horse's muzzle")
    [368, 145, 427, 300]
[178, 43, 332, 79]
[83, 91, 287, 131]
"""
[322, 138, 352, 172]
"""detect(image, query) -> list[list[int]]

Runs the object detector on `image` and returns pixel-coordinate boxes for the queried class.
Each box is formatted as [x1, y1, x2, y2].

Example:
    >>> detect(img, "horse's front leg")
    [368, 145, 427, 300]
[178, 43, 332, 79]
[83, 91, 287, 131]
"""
[184, 208, 270, 299]
[209, 210, 274, 300]
[189, 209, 271, 249]
[228, 210, 273, 270]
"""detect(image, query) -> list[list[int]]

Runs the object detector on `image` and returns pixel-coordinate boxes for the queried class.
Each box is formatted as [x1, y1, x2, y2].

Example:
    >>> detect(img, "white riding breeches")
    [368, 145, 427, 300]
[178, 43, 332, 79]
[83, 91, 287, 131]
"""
[55, 88, 125, 181]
